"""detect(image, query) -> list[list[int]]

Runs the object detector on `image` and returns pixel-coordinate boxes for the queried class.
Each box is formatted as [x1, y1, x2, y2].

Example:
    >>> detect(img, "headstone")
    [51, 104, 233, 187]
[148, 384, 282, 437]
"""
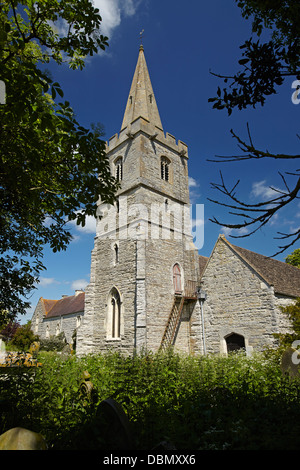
[0, 427, 47, 450]
[0, 337, 5, 364]
[96, 398, 133, 449]
[281, 347, 300, 379]
[79, 370, 97, 405]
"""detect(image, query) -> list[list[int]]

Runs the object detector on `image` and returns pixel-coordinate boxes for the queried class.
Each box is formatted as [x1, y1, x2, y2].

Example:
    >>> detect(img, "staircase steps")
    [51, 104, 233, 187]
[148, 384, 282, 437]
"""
[160, 296, 185, 350]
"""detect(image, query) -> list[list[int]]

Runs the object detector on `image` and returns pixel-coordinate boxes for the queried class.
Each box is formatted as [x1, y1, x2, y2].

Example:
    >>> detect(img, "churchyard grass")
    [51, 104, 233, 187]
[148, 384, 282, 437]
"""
[1, 349, 300, 450]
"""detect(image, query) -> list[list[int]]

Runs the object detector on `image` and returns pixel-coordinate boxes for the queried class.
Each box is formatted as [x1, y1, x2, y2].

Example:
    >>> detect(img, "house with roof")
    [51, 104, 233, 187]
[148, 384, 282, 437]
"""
[31, 290, 84, 345]
[197, 235, 300, 355]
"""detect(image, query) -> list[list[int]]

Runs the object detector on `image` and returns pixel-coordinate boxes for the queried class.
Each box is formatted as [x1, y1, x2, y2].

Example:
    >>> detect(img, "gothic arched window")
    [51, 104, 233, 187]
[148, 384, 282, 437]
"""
[107, 288, 122, 339]
[173, 263, 182, 294]
[115, 157, 123, 181]
[161, 156, 170, 182]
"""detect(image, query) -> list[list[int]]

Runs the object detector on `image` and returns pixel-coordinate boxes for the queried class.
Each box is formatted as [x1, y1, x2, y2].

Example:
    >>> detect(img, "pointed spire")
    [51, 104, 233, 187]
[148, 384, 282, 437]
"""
[121, 45, 163, 131]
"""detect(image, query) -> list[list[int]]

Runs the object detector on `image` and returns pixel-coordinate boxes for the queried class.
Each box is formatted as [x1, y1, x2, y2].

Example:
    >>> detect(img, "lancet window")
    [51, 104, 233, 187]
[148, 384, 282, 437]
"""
[107, 288, 122, 339]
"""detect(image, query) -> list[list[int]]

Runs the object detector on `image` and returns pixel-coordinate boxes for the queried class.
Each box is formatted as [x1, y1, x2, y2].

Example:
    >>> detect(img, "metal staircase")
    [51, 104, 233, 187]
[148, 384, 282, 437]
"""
[160, 296, 185, 350]
[160, 280, 198, 351]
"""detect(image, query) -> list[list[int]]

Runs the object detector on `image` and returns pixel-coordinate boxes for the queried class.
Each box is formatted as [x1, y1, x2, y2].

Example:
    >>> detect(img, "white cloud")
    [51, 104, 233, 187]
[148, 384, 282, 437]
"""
[95, 0, 143, 38]
[188, 177, 198, 188]
[39, 277, 60, 287]
[221, 226, 249, 237]
[251, 180, 280, 200]
[192, 218, 204, 228]
[71, 279, 89, 291]
[69, 213, 97, 234]
[221, 226, 233, 237]
[77, 215, 97, 234]
[50, 1, 143, 52]
[188, 177, 201, 203]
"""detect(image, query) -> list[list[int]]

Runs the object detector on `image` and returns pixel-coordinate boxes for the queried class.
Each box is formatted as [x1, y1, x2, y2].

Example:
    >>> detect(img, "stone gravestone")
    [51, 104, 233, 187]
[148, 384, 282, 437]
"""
[95, 398, 133, 449]
[0, 335, 6, 364]
[281, 347, 300, 379]
[0, 427, 47, 450]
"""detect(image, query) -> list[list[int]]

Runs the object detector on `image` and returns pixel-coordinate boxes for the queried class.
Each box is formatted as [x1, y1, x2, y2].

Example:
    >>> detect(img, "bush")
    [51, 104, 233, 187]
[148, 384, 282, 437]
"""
[39, 332, 67, 352]
[0, 321, 20, 343]
[1, 349, 300, 450]
[7, 321, 38, 351]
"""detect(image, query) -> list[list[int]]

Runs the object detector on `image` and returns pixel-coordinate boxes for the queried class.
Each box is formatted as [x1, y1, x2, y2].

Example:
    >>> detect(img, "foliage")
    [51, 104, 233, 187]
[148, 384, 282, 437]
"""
[1, 349, 300, 450]
[208, 0, 300, 255]
[274, 298, 300, 349]
[209, 0, 300, 113]
[0, 309, 15, 327]
[285, 248, 300, 267]
[0, 351, 42, 367]
[0, 1, 119, 318]
[7, 321, 38, 351]
[0, 320, 20, 342]
[39, 332, 68, 352]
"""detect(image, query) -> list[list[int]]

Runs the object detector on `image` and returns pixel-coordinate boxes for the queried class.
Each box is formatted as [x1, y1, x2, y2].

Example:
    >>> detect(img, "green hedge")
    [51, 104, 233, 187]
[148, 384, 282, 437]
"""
[1, 349, 300, 450]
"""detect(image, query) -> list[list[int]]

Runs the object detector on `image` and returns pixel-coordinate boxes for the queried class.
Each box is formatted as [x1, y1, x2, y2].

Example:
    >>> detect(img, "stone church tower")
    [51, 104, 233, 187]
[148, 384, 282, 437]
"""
[76, 46, 202, 356]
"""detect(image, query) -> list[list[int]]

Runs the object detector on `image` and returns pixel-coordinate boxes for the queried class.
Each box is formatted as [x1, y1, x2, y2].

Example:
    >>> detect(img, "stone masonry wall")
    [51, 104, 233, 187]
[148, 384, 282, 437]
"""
[77, 117, 199, 356]
[145, 238, 199, 352]
[31, 299, 45, 337]
[31, 299, 83, 344]
[77, 237, 137, 355]
[200, 238, 284, 354]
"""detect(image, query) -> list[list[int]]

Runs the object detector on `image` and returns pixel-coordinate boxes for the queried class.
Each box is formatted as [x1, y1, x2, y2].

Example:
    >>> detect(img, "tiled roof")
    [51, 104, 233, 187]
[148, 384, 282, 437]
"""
[226, 239, 300, 298]
[199, 255, 209, 276]
[42, 299, 58, 315]
[42, 292, 85, 319]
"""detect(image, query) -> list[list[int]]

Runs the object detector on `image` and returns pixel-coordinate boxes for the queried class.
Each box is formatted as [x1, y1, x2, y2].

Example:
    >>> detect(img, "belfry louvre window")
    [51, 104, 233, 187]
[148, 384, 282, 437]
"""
[161, 156, 170, 181]
[115, 157, 123, 181]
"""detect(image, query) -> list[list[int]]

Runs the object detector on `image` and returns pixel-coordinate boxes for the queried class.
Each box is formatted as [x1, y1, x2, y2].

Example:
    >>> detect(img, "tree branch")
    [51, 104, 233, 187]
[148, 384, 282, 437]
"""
[209, 171, 300, 253]
[208, 124, 300, 163]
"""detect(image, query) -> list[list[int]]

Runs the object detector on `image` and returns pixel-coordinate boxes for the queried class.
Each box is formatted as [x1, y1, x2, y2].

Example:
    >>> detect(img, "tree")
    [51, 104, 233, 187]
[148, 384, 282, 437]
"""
[0, 320, 20, 342]
[0, 1, 119, 320]
[8, 321, 38, 351]
[274, 298, 300, 349]
[208, 0, 300, 255]
[285, 248, 300, 267]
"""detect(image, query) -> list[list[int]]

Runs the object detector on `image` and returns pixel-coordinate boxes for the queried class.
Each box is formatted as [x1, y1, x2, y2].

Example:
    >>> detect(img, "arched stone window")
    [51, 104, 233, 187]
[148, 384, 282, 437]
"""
[107, 288, 122, 339]
[225, 333, 245, 353]
[115, 157, 123, 181]
[173, 263, 182, 294]
[161, 156, 170, 181]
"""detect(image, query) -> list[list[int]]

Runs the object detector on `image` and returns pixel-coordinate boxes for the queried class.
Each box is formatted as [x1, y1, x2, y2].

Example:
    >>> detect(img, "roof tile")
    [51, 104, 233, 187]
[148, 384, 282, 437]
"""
[44, 292, 85, 318]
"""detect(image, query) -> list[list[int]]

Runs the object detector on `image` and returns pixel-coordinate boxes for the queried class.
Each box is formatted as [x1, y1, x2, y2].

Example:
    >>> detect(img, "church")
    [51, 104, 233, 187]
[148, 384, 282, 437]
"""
[31, 46, 300, 356]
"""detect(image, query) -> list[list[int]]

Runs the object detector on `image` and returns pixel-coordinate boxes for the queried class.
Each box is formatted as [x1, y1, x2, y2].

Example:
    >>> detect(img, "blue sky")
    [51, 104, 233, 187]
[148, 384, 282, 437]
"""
[20, 0, 300, 323]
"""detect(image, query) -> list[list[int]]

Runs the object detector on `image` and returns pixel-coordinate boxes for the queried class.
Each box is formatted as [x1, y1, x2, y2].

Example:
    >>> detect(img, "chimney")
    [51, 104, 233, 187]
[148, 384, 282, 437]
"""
[75, 289, 84, 296]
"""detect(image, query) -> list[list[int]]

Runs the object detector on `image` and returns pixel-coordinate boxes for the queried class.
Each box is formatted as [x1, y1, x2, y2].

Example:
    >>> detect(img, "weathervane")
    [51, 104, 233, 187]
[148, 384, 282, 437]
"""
[140, 29, 144, 46]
